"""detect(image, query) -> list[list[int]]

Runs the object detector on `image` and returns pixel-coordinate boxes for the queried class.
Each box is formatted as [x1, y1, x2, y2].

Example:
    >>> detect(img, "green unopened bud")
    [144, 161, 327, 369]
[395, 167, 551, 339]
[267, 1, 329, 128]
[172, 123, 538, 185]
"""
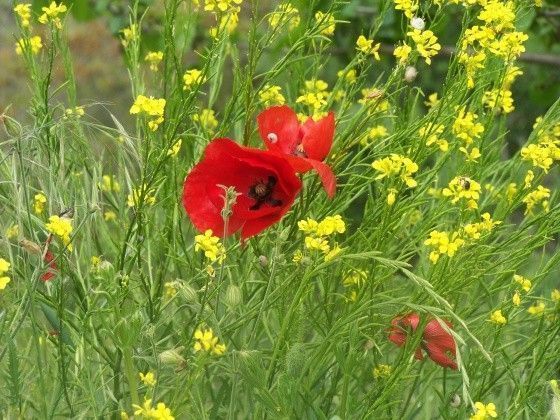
[1, 113, 22, 137]
[258, 255, 268, 267]
[225, 284, 242, 307]
[180, 283, 198, 303]
[159, 347, 185, 365]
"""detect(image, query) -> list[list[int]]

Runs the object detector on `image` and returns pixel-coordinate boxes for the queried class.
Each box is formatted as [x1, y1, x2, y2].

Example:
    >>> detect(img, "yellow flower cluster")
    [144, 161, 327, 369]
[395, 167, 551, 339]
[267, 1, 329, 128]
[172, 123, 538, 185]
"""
[393, 44, 412, 64]
[459, 0, 528, 91]
[453, 108, 484, 146]
[419, 123, 448, 152]
[462, 213, 501, 239]
[522, 185, 550, 215]
[442, 176, 481, 209]
[424, 230, 465, 263]
[145, 51, 163, 72]
[490, 309, 506, 325]
[371, 154, 419, 188]
[372, 364, 392, 379]
[356, 35, 381, 61]
[194, 230, 225, 263]
[5, 225, 19, 240]
[203, 0, 241, 12]
[482, 89, 514, 114]
[337, 69, 357, 84]
[193, 109, 218, 132]
[194, 328, 226, 355]
[139, 371, 156, 387]
[101, 175, 121, 193]
[45, 215, 73, 251]
[130, 95, 166, 131]
[296, 79, 330, 115]
[127, 185, 156, 208]
[0, 258, 11, 291]
[298, 215, 345, 262]
[167, 139, 182, 157]
[393, 0, 418, 18]
[14, 4, 32, 28]
[407, 29, 441, 65]
[514, 274, 532, 292]
[258, 84, 286, 107]
[34, 192, 47, 215]
[121, 24, 138, 47]
[470, 401, 498, 420]
[315, 11, 335, 36]
[133, 399, 174, 420]
[521, 120, 560, 172]
[38, 1, 67, 29]
[527, 301, 546, 316]
[425, 213, 499, 263]
[268, 3, 300, 31]
[183, 69, 206, 91]
[63, 106, 85, 119]
[15, 36, 43, 55]
[209, 11, 239, 38]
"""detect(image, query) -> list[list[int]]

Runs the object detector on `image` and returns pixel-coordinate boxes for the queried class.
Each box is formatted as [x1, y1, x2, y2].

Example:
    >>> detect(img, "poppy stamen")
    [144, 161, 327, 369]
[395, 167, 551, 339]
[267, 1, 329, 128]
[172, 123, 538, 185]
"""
[248, 176, 282, 211]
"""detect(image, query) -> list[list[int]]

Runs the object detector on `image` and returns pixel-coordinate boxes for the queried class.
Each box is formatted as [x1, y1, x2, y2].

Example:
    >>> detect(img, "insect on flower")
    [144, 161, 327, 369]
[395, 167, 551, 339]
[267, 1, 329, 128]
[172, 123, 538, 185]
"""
[182, 138, 302, 239]
[388, 312, 458, 370]
[257, 105, 336, 197]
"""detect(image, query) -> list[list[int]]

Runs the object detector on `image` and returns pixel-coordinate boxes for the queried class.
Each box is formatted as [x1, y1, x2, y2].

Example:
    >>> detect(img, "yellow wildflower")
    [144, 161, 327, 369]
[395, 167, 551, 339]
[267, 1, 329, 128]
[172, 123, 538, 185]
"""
[356, 35, 381, 60]
[38, 1, 67, 29]
[424, 93, 439, 108]
[458, 51, 486, 89]
[5, 225, 19, 240]
[164, 281, 179, 299]
[101, 175, 121, 193]
[470, 401, 498, 420]
[268, 3, 300, 31]
[127, 185, 156, 208]
[316, 215, 346, 236]
[424, 230, 465, 263]
[394, 0, 418, 18]
[104, 211, 117, 222]
[490, 310, 507, 325]
[167, 139, 182, 157]
[145, 51, 164, 72]
[371, 154, 418, 188]
[513, 274, 531, 292]
[204, 0, 242, 13]
[394, 44, 412, 64]
[139, 371, 157, 387]
[45, 215, 73, 251]
[407, 29, 441, 65]
[193, 109, 218, 132]
[373, 364, 392, 379]
[259, 85, 286, 107]
[477, 0, 515, 33]
[183, 69, 206, 90]
[512, 291, 521, 306]
[15, 36, 43, 55]
[442, 176, 481, 209]
[129, 95, 166, 131]
[387, 188, 397, 206]
[296, 79, 329, 111]
[194, 229, 225, 263]
[194, 328, 226, 355]
[133, 399, 174, 420]
[315, 11, 335, 36]
[420, 123, 448, 152]
[482, 89, 514, 114]
[527, 302, 545, 316]
[453, 108, 484, 145]
[522, 185, 550, 215]
[14, 4, 32, 27]
[551, 289, 560, 302]
[337, 69, 357, 84]
[520, 144, 555, 172]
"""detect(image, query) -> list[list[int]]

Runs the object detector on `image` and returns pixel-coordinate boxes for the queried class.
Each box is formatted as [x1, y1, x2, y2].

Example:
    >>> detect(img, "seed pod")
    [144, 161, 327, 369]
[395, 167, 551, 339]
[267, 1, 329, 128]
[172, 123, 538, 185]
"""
[225, 284, 242, 307]
[1, 113, 22, 137]
[159, 347, 185, 365]
[258, 255, 268, 267]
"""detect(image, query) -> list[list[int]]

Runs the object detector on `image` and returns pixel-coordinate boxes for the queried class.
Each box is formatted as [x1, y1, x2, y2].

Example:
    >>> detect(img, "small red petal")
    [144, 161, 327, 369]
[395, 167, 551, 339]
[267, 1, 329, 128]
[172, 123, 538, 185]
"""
[301, 112, 335, 162]
[257, 106, 300, 155]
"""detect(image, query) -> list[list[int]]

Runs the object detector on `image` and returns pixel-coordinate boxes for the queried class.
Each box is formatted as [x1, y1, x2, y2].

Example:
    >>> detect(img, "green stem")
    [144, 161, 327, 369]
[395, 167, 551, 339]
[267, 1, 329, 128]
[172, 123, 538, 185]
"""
[123, 347, 140, 407]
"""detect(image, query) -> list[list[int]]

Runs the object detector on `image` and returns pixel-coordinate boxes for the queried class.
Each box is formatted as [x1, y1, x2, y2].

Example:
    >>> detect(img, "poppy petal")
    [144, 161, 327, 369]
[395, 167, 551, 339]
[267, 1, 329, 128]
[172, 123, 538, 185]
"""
[301, 112, 335, 162]
[257, 106, 300, 155]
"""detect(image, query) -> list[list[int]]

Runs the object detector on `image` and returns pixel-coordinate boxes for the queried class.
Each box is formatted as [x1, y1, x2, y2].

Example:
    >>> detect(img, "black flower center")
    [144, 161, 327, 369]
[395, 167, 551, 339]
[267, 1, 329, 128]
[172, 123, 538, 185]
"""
[248, 176, 283, 211]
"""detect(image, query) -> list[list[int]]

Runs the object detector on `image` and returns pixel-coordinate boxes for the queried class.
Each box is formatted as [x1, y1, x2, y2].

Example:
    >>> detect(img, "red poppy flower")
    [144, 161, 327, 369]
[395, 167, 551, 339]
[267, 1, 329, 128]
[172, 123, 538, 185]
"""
[182, 138, 302, 239]
[257, 105, 336, 198]
[388, 312, 458, 370]
[41, 250, 58, 282]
